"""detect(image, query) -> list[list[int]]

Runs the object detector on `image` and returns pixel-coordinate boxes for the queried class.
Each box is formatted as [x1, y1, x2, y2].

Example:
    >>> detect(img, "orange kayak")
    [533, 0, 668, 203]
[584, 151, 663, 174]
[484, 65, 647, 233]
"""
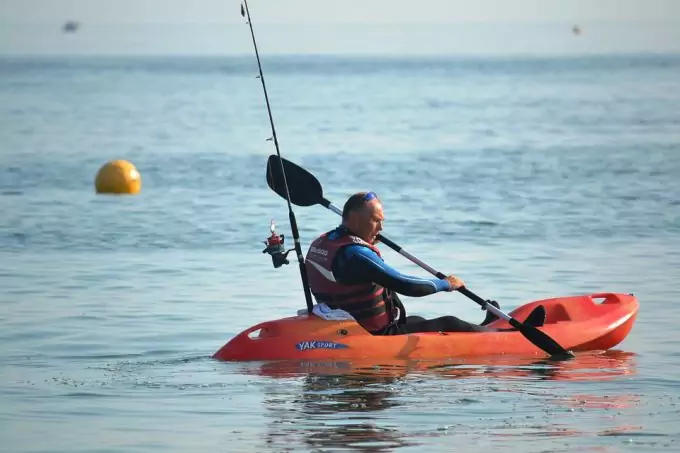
[212, 292, 638, 361]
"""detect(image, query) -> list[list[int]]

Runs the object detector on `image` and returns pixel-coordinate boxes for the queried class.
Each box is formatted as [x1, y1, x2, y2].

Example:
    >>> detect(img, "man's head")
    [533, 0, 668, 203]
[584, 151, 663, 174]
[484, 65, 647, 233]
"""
[341, 191, 384, 244]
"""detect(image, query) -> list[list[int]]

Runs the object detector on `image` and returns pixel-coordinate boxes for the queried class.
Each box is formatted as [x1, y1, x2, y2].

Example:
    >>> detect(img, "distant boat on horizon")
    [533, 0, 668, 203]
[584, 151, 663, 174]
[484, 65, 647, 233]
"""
[63, 21, 80, 33]
[572, 25, 582, 36]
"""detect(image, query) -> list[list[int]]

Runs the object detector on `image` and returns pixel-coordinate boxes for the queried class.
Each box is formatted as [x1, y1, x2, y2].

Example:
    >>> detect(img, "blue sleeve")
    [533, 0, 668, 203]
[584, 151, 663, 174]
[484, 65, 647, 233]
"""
[333, 245, 452, 297]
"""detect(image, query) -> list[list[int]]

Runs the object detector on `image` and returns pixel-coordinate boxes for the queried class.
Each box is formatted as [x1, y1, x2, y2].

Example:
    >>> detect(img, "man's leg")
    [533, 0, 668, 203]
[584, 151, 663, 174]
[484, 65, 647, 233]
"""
[404, 315, 427, 323]
[391, 316, 496, 334]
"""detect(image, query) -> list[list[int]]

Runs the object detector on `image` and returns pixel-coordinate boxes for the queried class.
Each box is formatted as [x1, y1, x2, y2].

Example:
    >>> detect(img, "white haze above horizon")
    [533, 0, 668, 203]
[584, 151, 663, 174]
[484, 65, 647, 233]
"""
[2, 0, 680, 55]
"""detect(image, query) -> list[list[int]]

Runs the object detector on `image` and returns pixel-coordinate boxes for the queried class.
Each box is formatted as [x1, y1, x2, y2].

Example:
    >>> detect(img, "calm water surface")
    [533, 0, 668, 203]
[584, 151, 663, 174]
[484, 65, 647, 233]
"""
[1, 54, 680, 452]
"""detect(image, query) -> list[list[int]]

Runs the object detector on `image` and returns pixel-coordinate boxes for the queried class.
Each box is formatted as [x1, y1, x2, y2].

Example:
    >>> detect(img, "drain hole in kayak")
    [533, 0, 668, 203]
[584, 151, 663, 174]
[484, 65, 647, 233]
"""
[247, 329, 263, 339]
[247, 326, 278, 339]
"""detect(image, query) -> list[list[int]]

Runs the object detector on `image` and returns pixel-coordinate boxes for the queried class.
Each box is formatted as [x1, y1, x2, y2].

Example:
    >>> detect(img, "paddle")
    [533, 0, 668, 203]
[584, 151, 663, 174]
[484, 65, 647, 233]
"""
[266, 155, 574, 359]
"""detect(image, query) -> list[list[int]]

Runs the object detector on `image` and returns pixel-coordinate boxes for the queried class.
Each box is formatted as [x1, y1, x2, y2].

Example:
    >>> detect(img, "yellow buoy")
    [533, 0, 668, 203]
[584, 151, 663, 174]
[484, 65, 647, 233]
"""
[94, 160, 142, 194]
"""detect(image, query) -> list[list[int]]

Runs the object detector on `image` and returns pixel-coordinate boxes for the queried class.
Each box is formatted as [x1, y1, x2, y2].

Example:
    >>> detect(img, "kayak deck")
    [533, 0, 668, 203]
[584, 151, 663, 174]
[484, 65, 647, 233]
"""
[213, 293, 638, 361]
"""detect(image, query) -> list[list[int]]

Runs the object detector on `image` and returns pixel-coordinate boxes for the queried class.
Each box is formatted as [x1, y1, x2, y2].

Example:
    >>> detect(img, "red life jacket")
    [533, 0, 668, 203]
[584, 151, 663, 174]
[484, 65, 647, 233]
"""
[305, 229, 392, 332]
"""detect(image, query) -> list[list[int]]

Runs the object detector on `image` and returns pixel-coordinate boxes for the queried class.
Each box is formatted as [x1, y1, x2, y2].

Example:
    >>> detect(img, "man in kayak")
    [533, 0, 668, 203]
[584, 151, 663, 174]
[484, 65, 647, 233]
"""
[305, 191, 543, 335]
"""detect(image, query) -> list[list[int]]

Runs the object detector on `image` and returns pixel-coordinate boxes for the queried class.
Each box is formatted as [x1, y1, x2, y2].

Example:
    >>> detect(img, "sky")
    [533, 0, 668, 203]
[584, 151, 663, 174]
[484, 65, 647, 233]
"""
[2, 0, 680, 55]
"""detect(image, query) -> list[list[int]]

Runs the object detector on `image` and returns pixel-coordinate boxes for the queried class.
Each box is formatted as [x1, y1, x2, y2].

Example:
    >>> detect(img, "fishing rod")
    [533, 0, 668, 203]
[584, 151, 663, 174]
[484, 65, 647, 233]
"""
[241, 0, 314, 314]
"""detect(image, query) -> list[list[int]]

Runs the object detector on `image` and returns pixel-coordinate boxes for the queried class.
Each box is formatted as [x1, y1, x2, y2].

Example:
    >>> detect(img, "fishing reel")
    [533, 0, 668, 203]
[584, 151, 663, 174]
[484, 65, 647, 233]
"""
[262, 220, 293, 268]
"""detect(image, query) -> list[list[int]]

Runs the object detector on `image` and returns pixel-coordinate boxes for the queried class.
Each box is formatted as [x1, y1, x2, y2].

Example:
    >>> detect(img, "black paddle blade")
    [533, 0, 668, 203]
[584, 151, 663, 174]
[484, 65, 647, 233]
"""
[509, 319, 574, 359]
[266, 155, 323, 207]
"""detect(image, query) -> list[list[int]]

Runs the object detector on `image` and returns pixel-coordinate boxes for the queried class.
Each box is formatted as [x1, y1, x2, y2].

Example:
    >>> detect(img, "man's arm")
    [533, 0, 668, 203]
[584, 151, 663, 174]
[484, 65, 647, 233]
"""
[333, 245, 452, 297]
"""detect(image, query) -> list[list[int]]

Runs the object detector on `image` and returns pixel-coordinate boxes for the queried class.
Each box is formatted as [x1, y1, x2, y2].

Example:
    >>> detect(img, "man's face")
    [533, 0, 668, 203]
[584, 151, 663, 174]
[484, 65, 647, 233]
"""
[349, 199, 384, 244]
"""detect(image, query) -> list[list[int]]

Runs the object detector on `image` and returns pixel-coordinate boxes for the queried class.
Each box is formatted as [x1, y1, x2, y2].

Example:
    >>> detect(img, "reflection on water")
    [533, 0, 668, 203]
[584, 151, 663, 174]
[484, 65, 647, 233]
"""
[250, 350, 636, 382]
[243, 351, 640, 452]
[263, 372, 411, 452]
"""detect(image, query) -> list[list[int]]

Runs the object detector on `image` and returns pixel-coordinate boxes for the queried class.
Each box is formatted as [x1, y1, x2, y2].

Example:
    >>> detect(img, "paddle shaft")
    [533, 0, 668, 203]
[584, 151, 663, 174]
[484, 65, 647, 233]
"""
[322, 199, 510, 321]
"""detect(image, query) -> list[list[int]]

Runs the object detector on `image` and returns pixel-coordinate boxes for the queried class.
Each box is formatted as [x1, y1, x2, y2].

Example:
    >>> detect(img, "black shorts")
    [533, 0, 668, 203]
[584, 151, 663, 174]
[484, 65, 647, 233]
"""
[372, 315, 493, 335]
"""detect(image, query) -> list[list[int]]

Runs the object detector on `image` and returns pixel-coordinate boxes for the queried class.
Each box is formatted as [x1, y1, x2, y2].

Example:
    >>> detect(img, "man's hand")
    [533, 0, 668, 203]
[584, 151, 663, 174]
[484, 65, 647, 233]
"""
[444, 274, 465, 291]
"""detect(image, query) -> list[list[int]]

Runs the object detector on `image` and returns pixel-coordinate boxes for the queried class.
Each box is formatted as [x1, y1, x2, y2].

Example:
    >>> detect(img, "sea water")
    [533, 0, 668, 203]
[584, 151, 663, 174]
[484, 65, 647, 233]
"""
[2, 54, 680, 452]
